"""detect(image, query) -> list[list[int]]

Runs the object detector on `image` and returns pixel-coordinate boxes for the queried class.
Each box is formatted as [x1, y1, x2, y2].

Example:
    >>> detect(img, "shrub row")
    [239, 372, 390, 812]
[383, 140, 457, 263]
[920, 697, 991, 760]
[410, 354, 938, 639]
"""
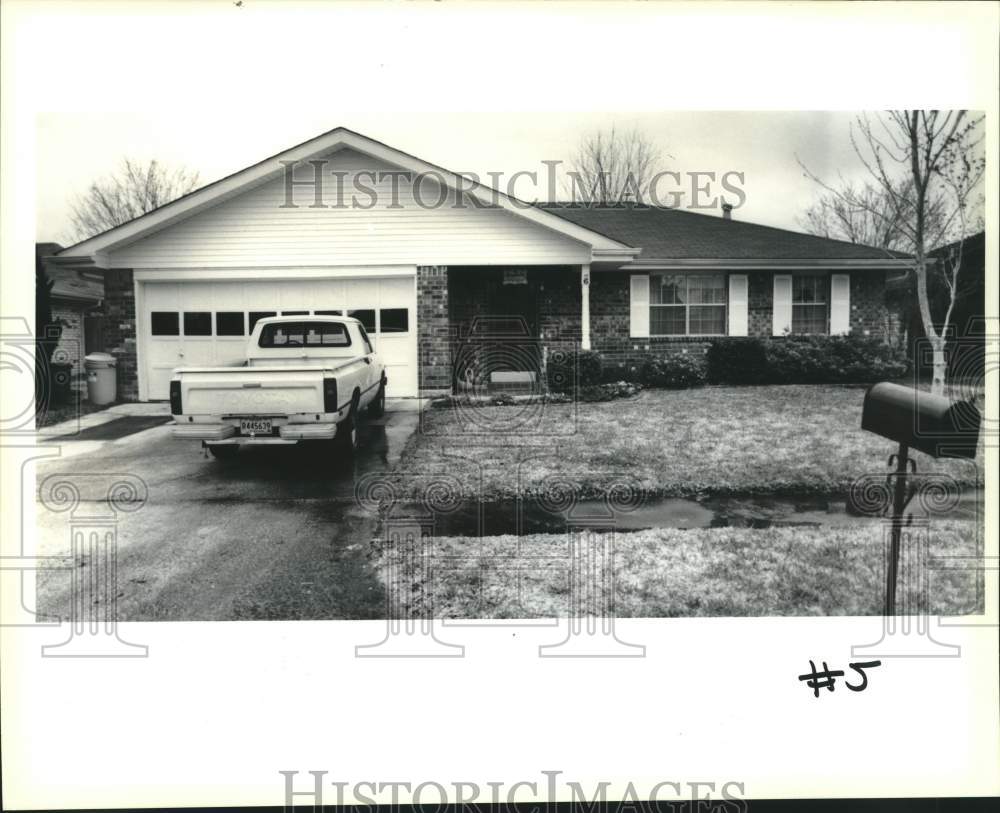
[705, 336, 909, 385]
[546, 350, 604, 392]
[546, 337, 909, 392]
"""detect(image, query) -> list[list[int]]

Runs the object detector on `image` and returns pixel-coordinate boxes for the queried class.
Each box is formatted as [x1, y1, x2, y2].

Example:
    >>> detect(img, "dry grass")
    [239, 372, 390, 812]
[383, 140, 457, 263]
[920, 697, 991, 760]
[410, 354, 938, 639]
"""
[396, 386, 983, 500]
[383, 520, 982, 619]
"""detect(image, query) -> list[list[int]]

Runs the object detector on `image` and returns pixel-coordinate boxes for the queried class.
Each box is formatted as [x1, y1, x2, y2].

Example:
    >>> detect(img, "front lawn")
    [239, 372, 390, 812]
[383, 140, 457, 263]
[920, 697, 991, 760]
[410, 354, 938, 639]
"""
[384, 520, 981, 618]
[395, 385, 983, 500]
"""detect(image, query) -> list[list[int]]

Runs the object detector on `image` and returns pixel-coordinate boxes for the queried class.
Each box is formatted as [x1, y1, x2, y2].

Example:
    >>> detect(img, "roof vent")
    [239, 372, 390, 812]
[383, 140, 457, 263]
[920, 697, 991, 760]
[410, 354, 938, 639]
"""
[722, 202, 733, 220]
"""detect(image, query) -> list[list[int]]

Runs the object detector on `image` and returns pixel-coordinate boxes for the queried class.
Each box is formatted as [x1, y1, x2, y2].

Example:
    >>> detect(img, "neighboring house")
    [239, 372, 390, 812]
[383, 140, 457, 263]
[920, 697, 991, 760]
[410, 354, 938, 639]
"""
[886, 230, 985, 380]
[51, 127, 910, 401]
[36, 242, 105, 391]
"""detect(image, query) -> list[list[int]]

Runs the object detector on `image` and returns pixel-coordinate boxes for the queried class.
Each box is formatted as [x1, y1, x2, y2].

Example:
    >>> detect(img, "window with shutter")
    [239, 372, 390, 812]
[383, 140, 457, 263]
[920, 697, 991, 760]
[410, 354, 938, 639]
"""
[648, 273, 727, 336]
[791, 274, 829, 334]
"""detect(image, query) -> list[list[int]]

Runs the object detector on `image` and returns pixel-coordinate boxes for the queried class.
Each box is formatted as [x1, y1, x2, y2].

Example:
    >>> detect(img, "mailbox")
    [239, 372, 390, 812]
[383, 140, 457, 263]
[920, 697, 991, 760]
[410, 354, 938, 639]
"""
[861, 382, 980, 460]
[859, 381, 980, 616]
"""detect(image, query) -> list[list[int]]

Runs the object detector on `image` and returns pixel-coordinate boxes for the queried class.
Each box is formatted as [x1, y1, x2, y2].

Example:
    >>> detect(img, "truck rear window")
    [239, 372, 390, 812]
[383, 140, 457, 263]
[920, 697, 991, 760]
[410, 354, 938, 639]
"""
[258, 322, 351, 348]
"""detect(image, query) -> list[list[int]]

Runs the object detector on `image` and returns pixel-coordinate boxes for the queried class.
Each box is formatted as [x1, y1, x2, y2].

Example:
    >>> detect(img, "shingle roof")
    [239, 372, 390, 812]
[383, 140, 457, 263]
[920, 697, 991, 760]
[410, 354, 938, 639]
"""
[537, 203, 905, 261]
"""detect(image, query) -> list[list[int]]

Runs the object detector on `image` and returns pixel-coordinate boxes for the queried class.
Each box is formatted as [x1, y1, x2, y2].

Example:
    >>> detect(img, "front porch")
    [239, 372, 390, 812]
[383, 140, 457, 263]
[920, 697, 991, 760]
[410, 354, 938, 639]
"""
[443, 265, 590, 395]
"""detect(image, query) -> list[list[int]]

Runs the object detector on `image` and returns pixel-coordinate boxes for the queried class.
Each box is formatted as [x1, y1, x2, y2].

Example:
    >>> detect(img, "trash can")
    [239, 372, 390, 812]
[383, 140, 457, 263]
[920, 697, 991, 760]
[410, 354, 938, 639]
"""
[85, 352, 117, 405]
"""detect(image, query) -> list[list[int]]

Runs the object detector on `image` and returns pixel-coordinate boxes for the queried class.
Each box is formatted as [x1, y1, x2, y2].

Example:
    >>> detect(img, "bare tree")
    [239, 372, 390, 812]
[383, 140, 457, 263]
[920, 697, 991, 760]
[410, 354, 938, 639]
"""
[799, 180, 916, 252]
[802, 111, 985, 394]
[68, 158, 200, 242]
[567, 126, 663, 204]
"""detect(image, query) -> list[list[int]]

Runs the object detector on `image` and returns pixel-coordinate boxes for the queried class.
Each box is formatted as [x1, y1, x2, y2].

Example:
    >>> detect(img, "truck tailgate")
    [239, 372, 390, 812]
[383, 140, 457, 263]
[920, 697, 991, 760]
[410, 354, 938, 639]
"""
[179, 367, 329, 415]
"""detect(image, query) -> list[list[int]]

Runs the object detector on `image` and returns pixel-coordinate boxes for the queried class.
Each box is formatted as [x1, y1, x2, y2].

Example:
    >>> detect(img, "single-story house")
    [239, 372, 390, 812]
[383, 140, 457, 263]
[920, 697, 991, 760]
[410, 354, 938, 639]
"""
[37, 242, 105, 390]
[51, 127, 910, 400]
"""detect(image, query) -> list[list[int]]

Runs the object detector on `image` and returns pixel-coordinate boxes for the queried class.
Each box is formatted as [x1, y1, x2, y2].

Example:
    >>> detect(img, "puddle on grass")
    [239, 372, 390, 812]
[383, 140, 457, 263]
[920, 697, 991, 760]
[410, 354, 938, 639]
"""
[384, 490, 983, 537]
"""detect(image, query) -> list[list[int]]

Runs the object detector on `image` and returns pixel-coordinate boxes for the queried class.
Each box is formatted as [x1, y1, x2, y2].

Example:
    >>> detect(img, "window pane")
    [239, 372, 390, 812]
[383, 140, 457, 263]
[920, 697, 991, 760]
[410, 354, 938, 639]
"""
[651, 274, 685, 305]
[792, 304, 828, 334]
[249, 311, 276, 331]
[150, 312, 179, 336]
[793, 275, 827, 304]
[259, 321, 349, 348]
[259, 323, 304, 346]
[650, 305, 686, 335]
[183, 312, 212, 336]
[282, 310, 308, 316]
[792, 276, 806, 302]
[216, 312, 245, 336]
[314, 310, 344, 316]
[689, 305, 726, 335]
[379, 308, 409, 333]
[348, 308, 376, 332]
[689, 274, 726, 304]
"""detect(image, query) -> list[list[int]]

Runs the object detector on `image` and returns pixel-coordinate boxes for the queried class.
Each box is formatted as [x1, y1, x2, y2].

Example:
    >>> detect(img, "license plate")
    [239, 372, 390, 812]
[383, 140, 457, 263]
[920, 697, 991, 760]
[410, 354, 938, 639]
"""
[240, 418, 272, 434]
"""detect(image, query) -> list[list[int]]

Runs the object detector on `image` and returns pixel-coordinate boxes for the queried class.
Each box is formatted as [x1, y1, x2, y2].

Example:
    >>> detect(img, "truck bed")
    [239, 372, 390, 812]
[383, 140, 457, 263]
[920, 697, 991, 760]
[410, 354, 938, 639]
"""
[175, 359, 363, 416]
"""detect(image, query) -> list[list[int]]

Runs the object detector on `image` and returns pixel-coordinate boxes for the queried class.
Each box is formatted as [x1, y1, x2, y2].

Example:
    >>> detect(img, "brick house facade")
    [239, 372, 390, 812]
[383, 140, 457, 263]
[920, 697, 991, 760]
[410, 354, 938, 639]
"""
[436, 265, 893, 390]
[50, 127, 909, 401]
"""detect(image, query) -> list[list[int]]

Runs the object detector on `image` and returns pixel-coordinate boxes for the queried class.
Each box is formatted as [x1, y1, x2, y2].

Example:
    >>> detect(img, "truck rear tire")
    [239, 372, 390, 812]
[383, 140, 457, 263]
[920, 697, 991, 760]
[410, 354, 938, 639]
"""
[335, 409, 358, 454]
[208, 445, 238, 460]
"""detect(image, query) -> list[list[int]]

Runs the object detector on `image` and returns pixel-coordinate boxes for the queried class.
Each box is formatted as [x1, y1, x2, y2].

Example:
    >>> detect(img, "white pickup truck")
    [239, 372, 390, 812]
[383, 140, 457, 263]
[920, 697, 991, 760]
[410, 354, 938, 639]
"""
[170, 316, 386, 460]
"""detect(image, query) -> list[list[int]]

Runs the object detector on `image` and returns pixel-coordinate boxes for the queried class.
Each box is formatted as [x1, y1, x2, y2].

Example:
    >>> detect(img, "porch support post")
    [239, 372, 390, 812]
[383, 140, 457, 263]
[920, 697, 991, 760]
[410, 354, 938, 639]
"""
[580, 264, 591, 350]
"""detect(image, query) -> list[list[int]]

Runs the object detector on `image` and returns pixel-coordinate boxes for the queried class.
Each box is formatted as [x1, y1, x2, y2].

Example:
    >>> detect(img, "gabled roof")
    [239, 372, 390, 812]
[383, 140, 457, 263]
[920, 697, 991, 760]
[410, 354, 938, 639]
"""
[537, 203, 910, 265]
[57, 127, 637, 264]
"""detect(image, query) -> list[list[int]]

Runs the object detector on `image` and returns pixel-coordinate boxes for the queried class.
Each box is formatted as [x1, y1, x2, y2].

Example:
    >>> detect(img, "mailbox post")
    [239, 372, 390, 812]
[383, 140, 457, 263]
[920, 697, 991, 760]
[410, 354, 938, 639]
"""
[860, 382, 980, 616]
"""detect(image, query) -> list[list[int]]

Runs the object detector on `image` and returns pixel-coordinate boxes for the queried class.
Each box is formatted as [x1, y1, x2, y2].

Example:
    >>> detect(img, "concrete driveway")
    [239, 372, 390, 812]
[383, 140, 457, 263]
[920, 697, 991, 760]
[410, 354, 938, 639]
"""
[34, 403, 421, 621]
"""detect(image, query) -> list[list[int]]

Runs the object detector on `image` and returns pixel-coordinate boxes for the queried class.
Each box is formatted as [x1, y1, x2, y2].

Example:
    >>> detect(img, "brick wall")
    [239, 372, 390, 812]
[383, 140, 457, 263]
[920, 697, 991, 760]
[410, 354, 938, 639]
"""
[585, 269, 889, 377]
[590, 272, 711, 376]
[440, 267, 888, 386]
[850, 270, 890, 338]
[103, 269, 138, 401]
[417, 266, 451, 394]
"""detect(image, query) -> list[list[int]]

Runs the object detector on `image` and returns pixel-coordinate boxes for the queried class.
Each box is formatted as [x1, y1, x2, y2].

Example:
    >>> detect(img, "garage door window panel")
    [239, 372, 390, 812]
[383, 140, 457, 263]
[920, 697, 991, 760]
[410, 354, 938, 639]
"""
[379, 308, 409, 333]
[348, 309, 376, 332]
[183, 312, 213, 336]
[215, 312, 245, 336]
[151, 312, 180, 336]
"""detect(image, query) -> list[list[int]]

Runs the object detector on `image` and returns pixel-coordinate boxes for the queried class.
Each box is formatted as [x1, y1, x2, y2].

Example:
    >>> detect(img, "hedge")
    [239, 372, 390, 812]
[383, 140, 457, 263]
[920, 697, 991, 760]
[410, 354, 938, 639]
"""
[640, 354, 707, 388]
[546, 349, 603, 392]
[706, 336, 909, 384]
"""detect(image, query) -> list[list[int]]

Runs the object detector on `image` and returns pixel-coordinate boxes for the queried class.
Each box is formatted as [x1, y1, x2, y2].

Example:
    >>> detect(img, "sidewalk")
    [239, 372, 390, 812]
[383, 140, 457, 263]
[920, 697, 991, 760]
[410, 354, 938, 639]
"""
[38, 401, 170, 440]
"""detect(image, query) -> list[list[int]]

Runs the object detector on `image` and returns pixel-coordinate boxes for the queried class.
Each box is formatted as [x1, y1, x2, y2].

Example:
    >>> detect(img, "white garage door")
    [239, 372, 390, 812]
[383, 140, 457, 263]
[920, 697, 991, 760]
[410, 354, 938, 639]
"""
[140, 275, 417, 400]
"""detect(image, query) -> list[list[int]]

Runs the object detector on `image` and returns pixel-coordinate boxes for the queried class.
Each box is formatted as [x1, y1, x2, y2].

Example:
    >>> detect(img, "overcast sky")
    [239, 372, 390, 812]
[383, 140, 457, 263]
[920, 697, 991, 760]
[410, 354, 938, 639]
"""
[20, 2, 987, 249]
[36, 110, 875, 245]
